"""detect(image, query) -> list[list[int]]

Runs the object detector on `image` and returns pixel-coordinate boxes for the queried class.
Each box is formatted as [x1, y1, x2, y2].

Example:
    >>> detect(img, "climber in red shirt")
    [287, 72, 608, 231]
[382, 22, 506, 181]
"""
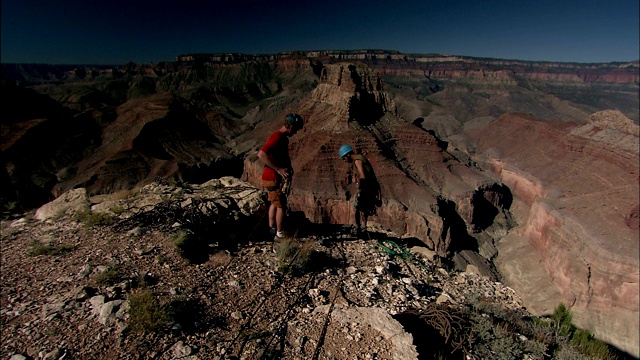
[257, 113, 304, 239]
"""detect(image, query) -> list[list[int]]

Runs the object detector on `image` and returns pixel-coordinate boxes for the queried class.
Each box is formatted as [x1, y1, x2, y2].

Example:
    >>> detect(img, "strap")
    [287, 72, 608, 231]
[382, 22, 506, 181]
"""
[266, 184, 280, 192]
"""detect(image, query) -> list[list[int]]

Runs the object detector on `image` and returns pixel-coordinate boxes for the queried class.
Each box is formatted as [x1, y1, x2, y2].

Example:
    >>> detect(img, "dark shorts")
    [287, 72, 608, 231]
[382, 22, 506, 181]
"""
[354, 187, 378, 217]
[262, 180, 286, 208]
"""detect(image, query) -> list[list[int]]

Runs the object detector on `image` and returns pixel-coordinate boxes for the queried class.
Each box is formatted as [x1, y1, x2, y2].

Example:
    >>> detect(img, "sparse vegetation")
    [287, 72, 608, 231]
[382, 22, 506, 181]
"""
[74, 209, 113, 227]
[93, 265, 121, 286]
[247, 330, 272, 340]
[274, 237, 314, 275]
[549, 304, 615, 359]
[398, 300, 620, 360]
[156, 254, 167, 265]
[110, 204, 125, 215]
[131, 271, 157, 289]
[112, 189, 132, 200]
[28, 240, 75, 256]
[1, 199, 21, 219]
[170, 229, 195, 255]
[128, 289, 170, 333]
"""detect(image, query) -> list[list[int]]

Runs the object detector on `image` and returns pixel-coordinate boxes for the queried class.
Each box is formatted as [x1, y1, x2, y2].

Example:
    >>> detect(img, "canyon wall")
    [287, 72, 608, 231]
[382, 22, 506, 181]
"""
[3, 52, 638, 354]
[463, 112, 639, 356]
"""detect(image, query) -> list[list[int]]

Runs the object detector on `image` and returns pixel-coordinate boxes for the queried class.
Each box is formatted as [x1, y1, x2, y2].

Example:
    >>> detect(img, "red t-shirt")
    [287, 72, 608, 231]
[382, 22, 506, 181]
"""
[260, 130, 291, 181]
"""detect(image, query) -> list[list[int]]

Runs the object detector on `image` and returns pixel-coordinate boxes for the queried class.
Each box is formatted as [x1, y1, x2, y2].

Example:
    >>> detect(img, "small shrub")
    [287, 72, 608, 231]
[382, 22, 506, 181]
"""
[1, 200, 21, 219]
[112, 189, 132, 200]
[28, 241, 75, 257]
[156, 255, 167, 265]
[552, 303, 575, 338]
[554, 345, 590, 360]
[169, 229, 209, 263]
[570, 328, 613, 359]
[171, 230, 194, 255]
[275, 238, 313, 275]
[74, 209, 113, 227]
[247, 330, 272, 340]
[524, 340, 549, 360]
[529, 317, 554, 344]
[94, 265, 120, 286]
[549, 304, 615, 359]
[110, 205, 125, 215]
[131, 271, 157, 288]
[128, 289, 170, 333]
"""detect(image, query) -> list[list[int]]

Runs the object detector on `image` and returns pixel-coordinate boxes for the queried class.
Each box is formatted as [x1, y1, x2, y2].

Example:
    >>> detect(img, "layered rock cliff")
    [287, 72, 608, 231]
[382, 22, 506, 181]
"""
[459, 111, 640, 356]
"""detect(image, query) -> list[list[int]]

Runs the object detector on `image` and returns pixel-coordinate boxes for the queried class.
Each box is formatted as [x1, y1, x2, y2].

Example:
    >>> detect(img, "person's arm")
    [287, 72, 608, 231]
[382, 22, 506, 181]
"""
[354, 159, 365, 188]
[258, 149, 289, 178]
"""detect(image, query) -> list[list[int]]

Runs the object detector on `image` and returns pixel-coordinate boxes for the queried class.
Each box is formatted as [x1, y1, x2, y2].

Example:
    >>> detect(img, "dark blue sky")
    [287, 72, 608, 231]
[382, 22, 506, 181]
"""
[2, 0, 639, 64]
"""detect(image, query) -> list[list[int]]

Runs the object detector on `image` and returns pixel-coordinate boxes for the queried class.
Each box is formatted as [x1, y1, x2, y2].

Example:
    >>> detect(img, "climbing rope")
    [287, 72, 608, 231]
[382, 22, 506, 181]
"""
[369, 239, 429, 269]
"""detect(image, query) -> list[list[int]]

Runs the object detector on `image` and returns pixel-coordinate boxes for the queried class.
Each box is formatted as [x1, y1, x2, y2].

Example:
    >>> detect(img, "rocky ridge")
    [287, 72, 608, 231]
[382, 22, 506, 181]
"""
[2, 177, 530, 360]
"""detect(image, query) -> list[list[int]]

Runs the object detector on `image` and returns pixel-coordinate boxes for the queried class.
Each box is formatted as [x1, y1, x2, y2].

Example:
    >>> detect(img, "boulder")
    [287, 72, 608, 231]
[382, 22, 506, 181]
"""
[35, 188, 89, 221]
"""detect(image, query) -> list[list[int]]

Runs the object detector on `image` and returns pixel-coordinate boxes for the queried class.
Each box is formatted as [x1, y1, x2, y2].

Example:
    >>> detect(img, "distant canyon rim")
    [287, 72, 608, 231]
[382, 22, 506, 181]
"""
[1, 50, 639, 356]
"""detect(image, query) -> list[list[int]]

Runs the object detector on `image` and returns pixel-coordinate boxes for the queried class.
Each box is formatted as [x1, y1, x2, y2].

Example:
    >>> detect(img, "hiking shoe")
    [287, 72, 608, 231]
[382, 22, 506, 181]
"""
[274, 231, 287, 242]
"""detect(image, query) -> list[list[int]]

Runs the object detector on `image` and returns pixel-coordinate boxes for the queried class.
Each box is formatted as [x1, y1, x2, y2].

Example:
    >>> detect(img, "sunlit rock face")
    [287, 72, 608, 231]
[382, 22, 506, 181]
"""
[461, 112, 639, 356]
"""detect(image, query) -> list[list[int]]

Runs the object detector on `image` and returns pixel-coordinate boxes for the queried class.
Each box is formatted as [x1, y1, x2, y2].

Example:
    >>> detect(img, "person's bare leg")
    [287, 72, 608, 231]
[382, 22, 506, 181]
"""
[269, 204, 277, 229]
[276, 207, 285, 233]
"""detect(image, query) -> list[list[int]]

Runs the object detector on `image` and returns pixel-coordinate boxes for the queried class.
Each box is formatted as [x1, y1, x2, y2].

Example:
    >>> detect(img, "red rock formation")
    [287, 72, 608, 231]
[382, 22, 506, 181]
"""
[463, 112, 640, 356]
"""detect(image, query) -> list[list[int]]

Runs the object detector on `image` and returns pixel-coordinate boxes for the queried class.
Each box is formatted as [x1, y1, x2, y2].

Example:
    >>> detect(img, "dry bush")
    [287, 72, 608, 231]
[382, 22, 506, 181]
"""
[274, 237, 314, 276]
[28, 240, 75, 257]
[74, 209, 113, 227]
[112, 189, 133, 200]
[93, 265, 121, 286]
[128, 289, 170, 333]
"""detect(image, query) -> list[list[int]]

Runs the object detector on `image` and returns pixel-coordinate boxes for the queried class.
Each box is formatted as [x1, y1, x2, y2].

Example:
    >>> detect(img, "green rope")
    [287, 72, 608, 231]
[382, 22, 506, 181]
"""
[369, 239, 429, 269]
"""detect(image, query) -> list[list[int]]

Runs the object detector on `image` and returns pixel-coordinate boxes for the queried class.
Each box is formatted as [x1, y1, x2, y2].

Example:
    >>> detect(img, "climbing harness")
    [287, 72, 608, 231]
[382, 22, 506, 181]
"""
[282, 177, 292, 216]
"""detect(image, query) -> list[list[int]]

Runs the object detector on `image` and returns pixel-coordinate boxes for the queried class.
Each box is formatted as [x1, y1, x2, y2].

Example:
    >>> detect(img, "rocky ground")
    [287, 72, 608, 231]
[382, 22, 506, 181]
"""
[0, 178, 600, 360]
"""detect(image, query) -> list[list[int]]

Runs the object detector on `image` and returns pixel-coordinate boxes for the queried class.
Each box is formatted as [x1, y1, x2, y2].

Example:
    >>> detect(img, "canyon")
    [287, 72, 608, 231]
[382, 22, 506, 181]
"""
[2, 50, 639, 356]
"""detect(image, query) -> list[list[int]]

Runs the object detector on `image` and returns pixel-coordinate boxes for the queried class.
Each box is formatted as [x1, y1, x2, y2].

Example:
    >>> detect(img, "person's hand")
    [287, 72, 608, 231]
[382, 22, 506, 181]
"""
[277, 168, 289, 178]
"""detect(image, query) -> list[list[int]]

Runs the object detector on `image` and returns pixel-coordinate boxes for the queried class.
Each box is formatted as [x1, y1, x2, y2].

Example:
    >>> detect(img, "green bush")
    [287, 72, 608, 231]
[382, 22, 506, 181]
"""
[110, 205, 125, 215]
[570, 328, 613, 359]
[552, 303, 576, 339]
[1, 200, 20, 218]
[549, 304, 614, 359]
[128, 290, 170, 333]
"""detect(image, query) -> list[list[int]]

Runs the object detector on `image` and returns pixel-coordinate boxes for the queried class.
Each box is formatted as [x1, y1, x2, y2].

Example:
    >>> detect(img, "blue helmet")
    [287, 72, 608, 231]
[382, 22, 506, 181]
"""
[339, 144, 353, 158]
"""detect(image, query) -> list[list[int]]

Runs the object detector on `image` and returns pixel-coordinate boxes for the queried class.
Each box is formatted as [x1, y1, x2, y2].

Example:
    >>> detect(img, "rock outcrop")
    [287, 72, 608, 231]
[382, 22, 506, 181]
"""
[1, 178, 531, 360]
